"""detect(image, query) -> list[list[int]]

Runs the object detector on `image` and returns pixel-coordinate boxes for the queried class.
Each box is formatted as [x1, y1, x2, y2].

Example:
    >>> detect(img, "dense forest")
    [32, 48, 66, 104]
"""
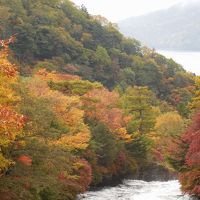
[0, 0, 199, 199]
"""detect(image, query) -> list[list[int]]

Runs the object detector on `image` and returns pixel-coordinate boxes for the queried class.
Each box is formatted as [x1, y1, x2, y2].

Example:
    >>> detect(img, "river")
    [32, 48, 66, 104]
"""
[77, 180, 190, 200]
[158, 50, 200, 75]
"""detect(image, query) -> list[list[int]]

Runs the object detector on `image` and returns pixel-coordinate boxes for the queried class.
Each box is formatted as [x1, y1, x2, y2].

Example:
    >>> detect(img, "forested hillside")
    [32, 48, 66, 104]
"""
[0, 0, 199, 199]
[0, 0, 195, 115]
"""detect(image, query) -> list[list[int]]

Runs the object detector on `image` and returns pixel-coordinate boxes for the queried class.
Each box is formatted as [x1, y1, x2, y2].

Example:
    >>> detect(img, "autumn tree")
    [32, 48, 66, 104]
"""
[162, 77, 200, 197]
[153, 112, 185, 165]
[83, 88, 131, 142]
[168, 110, 200, 197]
[0, 68, 94, 198]
[23, 72, 91, 151]
[0, 38, 24, 172]
[189, 76, 200, 110]
[165, 75, 200, 195]
[155, 112, 184, 137]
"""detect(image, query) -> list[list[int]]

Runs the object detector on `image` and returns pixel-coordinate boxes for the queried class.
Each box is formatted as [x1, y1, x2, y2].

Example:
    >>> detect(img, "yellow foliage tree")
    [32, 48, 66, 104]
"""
[153, 112, 185, 166]
[189, 76, 200, 110]
[155, 112, 184, 137]
[26, 72, 91, 151]
[0, 39, 24, 172]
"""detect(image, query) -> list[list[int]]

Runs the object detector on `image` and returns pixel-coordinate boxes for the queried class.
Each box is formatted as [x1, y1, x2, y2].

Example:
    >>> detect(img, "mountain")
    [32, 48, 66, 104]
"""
[0, 1, 198, 199]
[118, 2, 200, 51]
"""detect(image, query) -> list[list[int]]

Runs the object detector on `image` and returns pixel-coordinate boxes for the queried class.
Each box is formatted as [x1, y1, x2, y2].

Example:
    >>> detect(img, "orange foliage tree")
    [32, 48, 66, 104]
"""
[25, 70, 91, 151]
[83, 88, 131, 142]
[0, 38, 25, 172]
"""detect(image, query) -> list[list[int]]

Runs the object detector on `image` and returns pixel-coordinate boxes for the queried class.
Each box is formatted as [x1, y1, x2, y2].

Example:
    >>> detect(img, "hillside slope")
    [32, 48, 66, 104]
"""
[0, 0, 194, 105]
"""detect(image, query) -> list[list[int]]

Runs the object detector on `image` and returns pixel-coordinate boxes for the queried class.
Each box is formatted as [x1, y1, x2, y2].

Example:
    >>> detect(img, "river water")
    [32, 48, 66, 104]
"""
[77, 180, 190, 200]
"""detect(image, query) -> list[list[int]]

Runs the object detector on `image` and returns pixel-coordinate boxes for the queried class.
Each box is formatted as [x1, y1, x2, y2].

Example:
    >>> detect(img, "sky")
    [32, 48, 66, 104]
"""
[71, 0, 191, 22]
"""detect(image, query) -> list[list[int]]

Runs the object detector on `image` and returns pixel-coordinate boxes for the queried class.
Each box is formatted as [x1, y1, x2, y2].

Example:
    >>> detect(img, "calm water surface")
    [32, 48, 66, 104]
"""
[77, 180, 190, 200]
[158, 50, 200, 75]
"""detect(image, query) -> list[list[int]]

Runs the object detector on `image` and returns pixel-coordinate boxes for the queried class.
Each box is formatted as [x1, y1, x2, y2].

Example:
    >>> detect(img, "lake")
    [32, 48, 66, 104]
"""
[77, 180, 189, 200]
[158, 50, 200, 75]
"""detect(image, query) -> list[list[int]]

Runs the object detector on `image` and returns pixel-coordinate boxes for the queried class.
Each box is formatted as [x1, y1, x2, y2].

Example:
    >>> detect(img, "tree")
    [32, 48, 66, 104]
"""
[119, 86, 156, 161]
[155, 112, 184, 137]
[22, 71, 91, 151]
[95, 45, 111, 66]
[190, 76, 200, 110]
[121, 86, 156, 134]
[118, 67, 136, 89]
[153, 112, 185, 165]
[83, 88, 131, 142]
[121, 38, 140, 55]
[0, 39, 24, 172]
[172, 110, 200, 197]
[90, 122, 119, 166]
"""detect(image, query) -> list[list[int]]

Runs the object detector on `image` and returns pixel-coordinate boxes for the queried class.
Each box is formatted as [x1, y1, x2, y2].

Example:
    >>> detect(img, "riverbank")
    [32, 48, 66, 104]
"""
[89, 163, 176, 190]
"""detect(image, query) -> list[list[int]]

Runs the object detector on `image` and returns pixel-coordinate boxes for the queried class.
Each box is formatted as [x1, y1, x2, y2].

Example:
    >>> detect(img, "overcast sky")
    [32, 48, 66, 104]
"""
[71, 0, 192, 22]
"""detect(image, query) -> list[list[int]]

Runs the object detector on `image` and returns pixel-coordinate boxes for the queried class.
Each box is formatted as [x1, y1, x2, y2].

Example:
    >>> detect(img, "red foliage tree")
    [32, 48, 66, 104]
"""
[183, 111, 200, 167]
[18, 155, 32, 166]
[177, 110, 200, 197]
[75, 159, 92, 192]
[83, 88, 131, 141]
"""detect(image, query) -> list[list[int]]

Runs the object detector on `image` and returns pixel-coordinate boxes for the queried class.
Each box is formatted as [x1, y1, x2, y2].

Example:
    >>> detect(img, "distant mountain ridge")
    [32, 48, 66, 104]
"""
[118, 2, 200, 51]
